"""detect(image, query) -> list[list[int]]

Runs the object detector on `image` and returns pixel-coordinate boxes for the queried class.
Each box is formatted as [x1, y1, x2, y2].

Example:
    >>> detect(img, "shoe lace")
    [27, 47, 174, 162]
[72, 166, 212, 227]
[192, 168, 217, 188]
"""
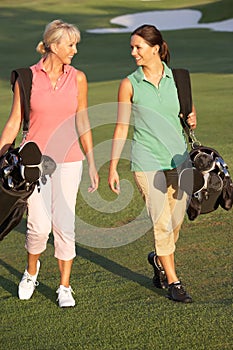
[22, 272, 39, 287]
[56, 287, 75, 300]
[66, 287, 75, 296]
[174, 284, 186, 295]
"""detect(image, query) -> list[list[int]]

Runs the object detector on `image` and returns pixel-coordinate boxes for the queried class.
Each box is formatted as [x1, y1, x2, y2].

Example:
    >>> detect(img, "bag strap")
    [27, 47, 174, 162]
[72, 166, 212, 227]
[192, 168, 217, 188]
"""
[172, 68, 194, 144]
[172, 68, 192, 118]
[11, 68, 32, 138]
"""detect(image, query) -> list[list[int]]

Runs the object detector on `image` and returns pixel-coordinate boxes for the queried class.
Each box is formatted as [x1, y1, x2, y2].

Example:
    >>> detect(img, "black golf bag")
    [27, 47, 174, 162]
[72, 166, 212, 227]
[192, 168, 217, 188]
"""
[0, 142, 41, 240]
[179, 144, 233, 220]
[0, 142, 56, 241]
[173, 68, 233, 220]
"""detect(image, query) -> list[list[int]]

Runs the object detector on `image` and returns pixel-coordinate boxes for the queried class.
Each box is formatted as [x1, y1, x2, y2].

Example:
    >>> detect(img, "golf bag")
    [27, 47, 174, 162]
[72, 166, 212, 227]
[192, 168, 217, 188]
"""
[0, 142, 41, 241]
[173, 68, 233, 220]
[0, 68, 56, 241]
[180, 144, 233, 220]
[0, 141, 57, 241]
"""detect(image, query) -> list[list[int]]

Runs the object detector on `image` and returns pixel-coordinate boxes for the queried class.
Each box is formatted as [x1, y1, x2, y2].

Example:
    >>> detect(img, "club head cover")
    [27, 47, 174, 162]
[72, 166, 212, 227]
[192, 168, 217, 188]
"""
[19, 142, 42, 183]
[179, 167, 204, 196]
[20, 165, 41, 183]
[193, 152, 215, 173]
[18, 141, 42, 166]
[41, 155, 57, 176]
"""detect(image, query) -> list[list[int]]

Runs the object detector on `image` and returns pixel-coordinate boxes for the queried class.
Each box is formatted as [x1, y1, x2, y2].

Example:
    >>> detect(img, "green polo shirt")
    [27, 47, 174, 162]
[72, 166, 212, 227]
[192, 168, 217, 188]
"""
[127, 63, 188, 171]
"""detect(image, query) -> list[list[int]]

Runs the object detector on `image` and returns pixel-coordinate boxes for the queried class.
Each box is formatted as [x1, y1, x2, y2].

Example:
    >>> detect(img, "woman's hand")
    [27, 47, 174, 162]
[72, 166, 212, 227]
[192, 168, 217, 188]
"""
[88, 164, 99, 193]
[108, 168, 120, 195]
[187, 106, 197, 129]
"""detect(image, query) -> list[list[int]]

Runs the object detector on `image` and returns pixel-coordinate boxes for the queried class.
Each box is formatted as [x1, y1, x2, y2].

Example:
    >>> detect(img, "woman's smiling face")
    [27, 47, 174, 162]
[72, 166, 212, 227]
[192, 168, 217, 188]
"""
[52, 33, 78, 64]
[130, 34, 158, 66]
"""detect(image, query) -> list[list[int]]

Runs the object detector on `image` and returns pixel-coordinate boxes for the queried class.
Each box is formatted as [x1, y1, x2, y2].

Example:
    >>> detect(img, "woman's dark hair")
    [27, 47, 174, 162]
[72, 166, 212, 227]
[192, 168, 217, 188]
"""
[131, 24, 170, 64]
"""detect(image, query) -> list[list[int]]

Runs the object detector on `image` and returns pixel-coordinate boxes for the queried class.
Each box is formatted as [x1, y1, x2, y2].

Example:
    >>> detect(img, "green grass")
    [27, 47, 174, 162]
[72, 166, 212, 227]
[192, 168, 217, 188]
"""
[0, 1, 233, 349]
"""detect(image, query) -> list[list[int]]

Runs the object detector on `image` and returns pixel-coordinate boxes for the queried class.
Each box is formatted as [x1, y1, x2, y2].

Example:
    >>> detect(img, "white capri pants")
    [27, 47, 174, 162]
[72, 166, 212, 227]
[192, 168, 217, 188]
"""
[26, 161, 83, 260]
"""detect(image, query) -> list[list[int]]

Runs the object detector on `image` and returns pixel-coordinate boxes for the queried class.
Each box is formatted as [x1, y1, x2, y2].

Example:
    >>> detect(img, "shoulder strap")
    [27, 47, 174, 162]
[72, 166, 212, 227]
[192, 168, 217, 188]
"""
[11, 68, 32, 134]
[172, 68, 193, 142]
[172, 68, 192, 119]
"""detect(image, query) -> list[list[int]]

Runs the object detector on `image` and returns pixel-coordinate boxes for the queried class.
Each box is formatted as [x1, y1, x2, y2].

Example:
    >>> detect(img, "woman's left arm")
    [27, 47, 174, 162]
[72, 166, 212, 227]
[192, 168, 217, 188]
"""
[76, 70, 99, 192]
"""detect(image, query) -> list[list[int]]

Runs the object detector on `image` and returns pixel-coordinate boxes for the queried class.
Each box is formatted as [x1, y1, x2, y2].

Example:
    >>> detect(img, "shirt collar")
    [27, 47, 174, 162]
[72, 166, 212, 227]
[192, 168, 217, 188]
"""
[134, 62, 172, 83]
[35, 58, 69, 74]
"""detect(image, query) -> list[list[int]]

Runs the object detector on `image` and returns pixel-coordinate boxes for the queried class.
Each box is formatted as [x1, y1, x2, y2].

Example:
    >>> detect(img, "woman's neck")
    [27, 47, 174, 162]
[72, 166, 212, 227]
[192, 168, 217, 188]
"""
[142, 62, 164, 87]
[42, 55, 64, 89]
[142, 61, 164, 77]
[43, 54, 64, 75]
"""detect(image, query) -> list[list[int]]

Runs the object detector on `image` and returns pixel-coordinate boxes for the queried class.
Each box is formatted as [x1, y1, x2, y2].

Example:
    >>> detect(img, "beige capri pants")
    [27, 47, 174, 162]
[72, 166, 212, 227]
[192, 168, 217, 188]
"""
[134, 167, 188, 256]
[25, 161, 83, 261]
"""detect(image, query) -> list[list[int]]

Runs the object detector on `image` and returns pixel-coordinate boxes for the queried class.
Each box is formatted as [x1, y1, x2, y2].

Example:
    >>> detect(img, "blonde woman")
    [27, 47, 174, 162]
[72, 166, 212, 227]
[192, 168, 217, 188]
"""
[0, 20, 99, 307]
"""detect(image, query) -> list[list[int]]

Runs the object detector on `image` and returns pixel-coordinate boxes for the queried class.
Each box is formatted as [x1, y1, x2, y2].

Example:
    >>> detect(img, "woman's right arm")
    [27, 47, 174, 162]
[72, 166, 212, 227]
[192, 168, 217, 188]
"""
[108, 78, 133, 194]
[0, 80, 22, 157]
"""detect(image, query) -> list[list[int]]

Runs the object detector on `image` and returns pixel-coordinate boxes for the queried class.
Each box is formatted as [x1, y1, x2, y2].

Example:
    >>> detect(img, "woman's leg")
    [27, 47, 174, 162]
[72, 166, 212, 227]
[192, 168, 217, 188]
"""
[134, 170, 178, 255]
[158, 253, 177, 284]
[26, 177, 52, 271]
[27, 253, 41, 275]
[18, 179, 52, 300]
[153, 169, 192, 302]
[134, 170, 186, 283]
[52, 161, 83, 287]
[58, 259, 73, 288]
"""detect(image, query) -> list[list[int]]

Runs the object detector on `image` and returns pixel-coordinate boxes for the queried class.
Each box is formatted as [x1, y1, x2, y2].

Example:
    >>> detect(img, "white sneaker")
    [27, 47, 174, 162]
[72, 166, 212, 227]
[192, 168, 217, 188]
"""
[56, 285, 75, 307]
[18, 260, 40, 300]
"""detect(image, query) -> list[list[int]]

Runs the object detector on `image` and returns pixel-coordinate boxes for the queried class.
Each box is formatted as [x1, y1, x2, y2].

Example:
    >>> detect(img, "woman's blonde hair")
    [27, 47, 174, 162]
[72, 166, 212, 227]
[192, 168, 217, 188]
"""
[36, 19, 81, 56]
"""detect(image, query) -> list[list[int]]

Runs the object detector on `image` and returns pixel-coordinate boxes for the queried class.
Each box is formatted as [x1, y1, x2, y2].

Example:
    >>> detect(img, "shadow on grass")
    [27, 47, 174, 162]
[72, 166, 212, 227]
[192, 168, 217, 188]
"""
[1, 218, 232, 305]
[0, 258, 56, 303]
[76, 244, 162, 296]
[0, 219, 162, 300]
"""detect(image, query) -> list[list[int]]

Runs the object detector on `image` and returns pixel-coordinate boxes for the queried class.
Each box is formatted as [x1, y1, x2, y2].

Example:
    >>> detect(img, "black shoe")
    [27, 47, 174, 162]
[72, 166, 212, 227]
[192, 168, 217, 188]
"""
[148, 252, 168, 289]
[166, 282, 192, 303]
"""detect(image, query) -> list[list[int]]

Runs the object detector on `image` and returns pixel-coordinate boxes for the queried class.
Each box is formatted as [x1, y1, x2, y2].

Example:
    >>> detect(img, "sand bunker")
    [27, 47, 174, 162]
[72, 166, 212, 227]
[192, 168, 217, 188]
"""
[87, 9, 233, 33]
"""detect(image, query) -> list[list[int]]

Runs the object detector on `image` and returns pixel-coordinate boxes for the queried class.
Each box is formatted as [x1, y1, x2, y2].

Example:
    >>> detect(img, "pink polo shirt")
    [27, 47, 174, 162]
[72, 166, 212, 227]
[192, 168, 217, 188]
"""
[25, 59, 85, 163]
